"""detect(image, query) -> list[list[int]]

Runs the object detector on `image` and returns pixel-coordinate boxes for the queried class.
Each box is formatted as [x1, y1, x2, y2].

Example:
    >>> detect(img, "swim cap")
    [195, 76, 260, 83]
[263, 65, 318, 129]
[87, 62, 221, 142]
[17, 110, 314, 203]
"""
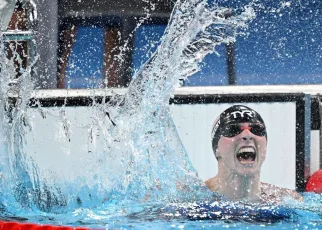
[211, 105, 267, 157]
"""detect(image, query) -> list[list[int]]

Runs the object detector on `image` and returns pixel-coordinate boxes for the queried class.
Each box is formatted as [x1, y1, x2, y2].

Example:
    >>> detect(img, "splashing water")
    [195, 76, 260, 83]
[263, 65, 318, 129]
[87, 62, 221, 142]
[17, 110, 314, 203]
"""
[0, 32, 65, 212]
[0, 0, 253, 212]
[2, 0, 321, 229]
[87, 0, 256, 205]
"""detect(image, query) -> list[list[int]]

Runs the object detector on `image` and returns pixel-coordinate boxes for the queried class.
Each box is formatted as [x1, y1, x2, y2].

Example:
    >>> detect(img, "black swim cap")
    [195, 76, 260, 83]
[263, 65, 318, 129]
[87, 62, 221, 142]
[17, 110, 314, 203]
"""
[211, 105, 266, 157]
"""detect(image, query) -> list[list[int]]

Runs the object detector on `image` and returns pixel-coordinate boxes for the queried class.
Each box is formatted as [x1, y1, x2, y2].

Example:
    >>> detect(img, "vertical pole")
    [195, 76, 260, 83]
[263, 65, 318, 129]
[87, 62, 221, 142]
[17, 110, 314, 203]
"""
[118, 17, 136, 87]
[33, 0, 58, 89]
[320, 97, 322, 169]
[57, 25, 77, 89]
[304, 94, 311, 181]
[103, 27, 121, 88]
[226, 42, 236, 85]
[296, 94, 311, 192]
[224, 9, 236, 85]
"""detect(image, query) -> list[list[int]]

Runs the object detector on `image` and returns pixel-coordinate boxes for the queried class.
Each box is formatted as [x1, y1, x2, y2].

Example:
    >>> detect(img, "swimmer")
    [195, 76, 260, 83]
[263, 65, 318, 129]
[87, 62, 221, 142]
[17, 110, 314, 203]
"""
[205, 105, 303, 203]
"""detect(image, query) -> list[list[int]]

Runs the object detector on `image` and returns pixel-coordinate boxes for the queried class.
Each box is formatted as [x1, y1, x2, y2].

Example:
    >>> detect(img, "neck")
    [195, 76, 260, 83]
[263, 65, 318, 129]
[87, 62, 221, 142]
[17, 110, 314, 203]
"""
[213, 170, 261, 201]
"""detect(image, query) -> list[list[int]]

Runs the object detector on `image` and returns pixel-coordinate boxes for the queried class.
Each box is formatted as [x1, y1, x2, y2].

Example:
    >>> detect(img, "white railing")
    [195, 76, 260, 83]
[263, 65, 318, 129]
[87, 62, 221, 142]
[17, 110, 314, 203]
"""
[7, 84, 322, 99]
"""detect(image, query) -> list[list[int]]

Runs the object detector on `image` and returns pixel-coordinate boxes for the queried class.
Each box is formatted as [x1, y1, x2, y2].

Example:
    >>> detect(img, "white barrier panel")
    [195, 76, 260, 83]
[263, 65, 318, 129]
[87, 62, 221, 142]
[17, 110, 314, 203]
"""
[25, 101, 298, 190]
[16, 86, 319, 191]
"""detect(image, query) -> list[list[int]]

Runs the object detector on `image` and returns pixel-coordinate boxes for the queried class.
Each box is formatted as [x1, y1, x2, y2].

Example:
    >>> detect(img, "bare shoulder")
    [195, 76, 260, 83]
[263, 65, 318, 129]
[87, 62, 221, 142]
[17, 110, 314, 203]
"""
[260, 182, 303, 203]
[204, 177, 218, 192]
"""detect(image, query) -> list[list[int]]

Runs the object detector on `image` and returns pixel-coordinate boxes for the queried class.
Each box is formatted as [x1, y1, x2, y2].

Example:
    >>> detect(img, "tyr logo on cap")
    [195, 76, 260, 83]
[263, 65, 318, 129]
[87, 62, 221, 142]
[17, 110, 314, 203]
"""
[230, 110, 254, 119]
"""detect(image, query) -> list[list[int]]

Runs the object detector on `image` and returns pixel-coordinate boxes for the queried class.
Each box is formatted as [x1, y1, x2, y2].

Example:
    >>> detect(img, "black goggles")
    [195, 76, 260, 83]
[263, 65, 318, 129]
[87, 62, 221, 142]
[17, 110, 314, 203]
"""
[220, 123, 266, 138]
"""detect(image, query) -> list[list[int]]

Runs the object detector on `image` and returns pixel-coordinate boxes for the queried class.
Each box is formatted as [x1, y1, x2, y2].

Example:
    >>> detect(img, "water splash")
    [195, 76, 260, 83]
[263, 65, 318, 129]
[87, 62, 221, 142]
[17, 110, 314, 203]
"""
[0, 32, 35, 210]
[97, 0, 256, 203]
[0, 0, 256, 213]
[0, 32, 67, 212]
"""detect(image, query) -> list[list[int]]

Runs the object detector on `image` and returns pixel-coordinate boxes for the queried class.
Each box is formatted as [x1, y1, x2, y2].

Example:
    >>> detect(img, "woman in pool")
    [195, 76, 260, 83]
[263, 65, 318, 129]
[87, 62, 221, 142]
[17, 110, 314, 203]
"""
[205, 105, 303, 203]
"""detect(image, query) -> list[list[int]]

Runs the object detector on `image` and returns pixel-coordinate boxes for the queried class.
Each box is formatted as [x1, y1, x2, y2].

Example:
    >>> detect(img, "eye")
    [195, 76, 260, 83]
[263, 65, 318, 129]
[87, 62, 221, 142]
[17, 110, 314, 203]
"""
[251, 124, 266, 136]
[223, 125, 241, 137]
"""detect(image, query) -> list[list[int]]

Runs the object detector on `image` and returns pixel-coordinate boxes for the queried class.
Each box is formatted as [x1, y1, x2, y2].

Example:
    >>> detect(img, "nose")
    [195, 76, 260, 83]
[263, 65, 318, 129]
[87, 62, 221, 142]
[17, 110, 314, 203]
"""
[240, 129, 253, 141]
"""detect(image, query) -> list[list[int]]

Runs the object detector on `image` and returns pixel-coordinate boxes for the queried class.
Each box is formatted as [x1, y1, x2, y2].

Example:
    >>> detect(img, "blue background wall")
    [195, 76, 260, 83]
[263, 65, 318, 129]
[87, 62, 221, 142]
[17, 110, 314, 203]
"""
[65, 1, 322, 88]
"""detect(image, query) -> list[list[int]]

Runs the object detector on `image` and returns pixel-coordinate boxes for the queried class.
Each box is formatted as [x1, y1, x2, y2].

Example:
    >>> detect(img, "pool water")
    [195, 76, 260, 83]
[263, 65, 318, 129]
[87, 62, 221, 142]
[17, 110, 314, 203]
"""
[0, 193, 320, 229]
[0, 0, 322, 229]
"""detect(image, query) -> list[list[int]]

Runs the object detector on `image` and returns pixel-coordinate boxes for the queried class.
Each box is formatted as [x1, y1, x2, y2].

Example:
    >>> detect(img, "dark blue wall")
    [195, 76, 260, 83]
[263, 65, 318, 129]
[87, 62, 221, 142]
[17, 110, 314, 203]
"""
[66, 1, 322, 88]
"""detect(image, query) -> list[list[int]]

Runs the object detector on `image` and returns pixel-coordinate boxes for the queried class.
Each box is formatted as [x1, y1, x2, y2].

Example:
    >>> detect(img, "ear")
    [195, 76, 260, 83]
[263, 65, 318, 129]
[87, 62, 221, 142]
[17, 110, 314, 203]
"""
[215, 147, 221, 160]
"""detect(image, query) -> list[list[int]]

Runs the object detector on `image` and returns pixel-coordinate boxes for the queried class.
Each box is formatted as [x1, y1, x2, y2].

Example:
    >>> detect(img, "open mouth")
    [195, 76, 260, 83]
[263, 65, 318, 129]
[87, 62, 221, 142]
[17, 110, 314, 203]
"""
[236, 147, 256, 164]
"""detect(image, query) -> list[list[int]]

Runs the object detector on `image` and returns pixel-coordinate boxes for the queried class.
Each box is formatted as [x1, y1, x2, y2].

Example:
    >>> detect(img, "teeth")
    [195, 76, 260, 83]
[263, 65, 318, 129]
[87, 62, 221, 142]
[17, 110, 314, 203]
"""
[238, 147, 255, 153]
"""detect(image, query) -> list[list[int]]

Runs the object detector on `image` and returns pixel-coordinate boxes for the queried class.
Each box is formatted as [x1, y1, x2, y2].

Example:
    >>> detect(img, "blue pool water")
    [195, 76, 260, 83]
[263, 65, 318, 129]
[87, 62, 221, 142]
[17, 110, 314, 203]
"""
[0, 0, 322, 229]
[1, 193, 321, 229]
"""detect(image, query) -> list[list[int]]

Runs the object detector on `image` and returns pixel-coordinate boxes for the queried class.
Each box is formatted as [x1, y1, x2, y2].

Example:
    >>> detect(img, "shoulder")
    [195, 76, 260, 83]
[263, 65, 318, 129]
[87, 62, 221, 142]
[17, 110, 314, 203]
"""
[260, 182, 303, 203]
[204, 177, 219, 192]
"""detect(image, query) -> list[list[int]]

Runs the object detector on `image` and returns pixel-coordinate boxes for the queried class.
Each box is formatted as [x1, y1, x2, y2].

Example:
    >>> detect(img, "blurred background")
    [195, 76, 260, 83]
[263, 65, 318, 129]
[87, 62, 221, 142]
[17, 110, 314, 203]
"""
[4, 0, 322, 89]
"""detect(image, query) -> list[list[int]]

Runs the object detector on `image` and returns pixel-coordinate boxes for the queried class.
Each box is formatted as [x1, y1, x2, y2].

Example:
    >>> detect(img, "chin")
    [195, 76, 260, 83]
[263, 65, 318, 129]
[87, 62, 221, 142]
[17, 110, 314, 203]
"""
[235, 165, 261, 176]
[233, 156, 264, 176]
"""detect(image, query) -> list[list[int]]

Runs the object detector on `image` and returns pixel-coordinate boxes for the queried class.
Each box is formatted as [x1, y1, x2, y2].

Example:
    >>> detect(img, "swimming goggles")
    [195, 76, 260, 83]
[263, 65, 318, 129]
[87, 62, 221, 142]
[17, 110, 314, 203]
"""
[220, 123, 266, 137]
